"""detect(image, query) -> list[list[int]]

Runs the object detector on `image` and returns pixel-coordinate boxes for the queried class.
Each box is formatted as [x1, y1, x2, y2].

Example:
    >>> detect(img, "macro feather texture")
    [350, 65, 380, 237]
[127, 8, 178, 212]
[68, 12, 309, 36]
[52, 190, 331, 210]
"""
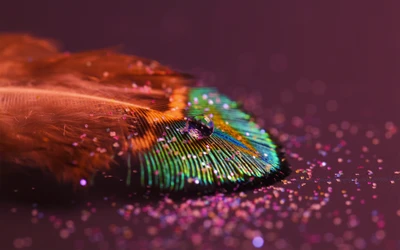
[0, 34, 290, 200]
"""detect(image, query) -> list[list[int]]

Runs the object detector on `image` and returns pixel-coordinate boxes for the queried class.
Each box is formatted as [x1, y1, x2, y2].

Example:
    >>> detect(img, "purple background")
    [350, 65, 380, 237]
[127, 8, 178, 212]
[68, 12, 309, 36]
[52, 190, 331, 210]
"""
[1, 0, 399, 118]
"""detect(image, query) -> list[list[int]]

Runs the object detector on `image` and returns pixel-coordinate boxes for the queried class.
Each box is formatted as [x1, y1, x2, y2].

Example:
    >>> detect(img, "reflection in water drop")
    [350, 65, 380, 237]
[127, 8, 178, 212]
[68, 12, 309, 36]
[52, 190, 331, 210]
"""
[181, 115, 214, 140]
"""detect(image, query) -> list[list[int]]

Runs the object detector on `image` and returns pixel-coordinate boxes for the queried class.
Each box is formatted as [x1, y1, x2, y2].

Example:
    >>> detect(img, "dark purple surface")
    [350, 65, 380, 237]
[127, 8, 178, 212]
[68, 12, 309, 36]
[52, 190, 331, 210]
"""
[0, 1, 399, 250]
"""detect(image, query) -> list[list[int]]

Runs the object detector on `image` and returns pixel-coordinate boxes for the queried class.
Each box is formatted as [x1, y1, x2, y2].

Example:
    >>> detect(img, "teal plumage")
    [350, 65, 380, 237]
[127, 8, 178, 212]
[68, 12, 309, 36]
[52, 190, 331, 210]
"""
[137, 88, 283, 191]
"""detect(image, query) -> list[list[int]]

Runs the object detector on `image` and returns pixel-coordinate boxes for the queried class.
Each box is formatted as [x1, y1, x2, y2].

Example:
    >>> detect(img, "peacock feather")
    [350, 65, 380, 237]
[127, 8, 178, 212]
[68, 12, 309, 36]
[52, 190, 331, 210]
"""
[0, 34, 290, 199]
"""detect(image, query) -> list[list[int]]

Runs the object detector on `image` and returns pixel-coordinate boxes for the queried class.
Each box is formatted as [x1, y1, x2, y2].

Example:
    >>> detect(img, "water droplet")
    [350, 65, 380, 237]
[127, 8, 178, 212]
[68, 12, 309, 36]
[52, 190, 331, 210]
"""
[181, 115, 214, 140]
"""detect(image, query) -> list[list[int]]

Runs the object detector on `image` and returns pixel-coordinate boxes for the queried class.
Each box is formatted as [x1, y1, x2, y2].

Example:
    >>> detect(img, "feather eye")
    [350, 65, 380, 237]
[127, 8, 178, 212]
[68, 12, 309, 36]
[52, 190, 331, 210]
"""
[136, 87, 288, 192]
[0, 34, 289, 200]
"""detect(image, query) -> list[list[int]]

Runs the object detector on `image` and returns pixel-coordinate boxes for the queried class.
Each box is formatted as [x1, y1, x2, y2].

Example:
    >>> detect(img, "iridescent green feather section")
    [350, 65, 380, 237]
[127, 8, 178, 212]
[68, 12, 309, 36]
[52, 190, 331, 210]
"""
[138, 88, 281, 191]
